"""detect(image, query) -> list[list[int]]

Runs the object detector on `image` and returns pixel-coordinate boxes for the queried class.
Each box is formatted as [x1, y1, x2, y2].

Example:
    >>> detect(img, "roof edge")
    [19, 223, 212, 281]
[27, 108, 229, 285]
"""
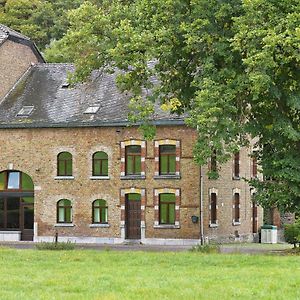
[0, 119, 186, 129]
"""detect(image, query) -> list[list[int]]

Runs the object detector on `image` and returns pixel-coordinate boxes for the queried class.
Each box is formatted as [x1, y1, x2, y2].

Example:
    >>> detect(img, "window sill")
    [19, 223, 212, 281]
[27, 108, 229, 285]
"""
[209, 223, 218, 228]
[89, 224, 110, 228]
[232, 176, 240, 180]
[153, 175, 181, 180]
[90, 176, 110, 180]
[54, 223, 74, 227]
[54, 176, 75, 180]
[120, 175, 146, 180]
[153, 224, 180, 229]
[232, 221, 241, 226]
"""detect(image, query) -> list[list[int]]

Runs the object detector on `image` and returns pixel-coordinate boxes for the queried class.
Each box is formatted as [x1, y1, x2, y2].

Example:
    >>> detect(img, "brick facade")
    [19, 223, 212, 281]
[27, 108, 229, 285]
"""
[0, 126, 262, 244]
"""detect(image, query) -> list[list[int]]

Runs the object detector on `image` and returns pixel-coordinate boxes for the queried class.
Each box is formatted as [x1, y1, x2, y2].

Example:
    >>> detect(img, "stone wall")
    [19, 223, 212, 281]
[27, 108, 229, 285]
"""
[0, 125, 262, 243]
[0, 39, 38, 99]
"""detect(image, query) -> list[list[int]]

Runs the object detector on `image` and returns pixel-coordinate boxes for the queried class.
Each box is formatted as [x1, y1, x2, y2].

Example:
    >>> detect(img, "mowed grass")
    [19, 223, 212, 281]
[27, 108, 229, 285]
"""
[0, 248, 299, 300]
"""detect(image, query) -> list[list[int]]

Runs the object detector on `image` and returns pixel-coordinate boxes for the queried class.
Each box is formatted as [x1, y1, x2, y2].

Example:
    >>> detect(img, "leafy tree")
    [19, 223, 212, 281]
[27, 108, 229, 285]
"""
[284, 220, 300, 248]
[0, 0, 83, 49]
[45, 0, 300, 212]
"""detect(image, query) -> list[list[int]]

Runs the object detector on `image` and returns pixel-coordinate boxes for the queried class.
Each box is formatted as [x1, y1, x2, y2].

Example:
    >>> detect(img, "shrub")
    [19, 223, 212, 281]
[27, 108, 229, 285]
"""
[284, 220, 300, 248]
[36, 241, 76, 250]
[190, 243, 221, 253]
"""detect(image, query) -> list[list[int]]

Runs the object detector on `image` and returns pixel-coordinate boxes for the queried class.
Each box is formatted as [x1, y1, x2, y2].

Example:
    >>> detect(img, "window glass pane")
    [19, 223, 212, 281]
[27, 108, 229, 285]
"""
[63, 199, 71, 206]
[7, 197, 20, 228]
[0, 197, 4, 228]
[65, 207, 72, 222]
[127, 194, 141, 201]
[22, 197, 34, 204]
[160, 203, 167, 224]
[160, 145, 176, 154]
[101, 160, 108, 176]
[169, 155, 176, 174]
[126, 156, 133, 174]
[101, 207, 108, 223]
[93, 161, 101, 176]
[58, 161, 65, 176]
[66, 161, 72, 176]
[169, 204, 175, 224]
[135, 156, 141, 174]
[59, 152, 71, 160]
[160, 193, 176, 202]
[58, 207, 65, 222]
[23, 205, 34, 229]
[94, 151, 108, 160]
[0, 172, 5, 190]
[127, 146, 141, 154]
[93, 207, 100, 223]
[160, 155, 168, 174]
[7, 172, 20, 189]
[97, 199, 106, 206]
[21, 173, 34, 190]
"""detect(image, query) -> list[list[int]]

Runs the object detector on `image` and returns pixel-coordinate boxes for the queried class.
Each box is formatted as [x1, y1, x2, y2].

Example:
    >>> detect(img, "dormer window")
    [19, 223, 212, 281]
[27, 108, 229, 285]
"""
[17, 106, 34, 117]
[61, 82, 70, 88]
[84, 105, 100, 114]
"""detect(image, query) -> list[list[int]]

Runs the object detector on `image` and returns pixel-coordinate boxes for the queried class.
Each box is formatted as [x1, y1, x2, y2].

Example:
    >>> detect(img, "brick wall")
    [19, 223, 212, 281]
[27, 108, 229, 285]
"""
[0, 40, 38, 99]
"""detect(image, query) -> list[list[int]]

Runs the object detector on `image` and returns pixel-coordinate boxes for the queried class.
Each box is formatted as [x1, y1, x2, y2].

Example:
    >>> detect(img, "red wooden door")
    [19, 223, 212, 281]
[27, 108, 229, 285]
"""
[126, 195, 141, 239]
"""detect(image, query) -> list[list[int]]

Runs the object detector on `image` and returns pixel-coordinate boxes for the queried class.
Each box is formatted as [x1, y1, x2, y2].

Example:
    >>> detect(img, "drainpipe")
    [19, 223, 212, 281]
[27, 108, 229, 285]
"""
[200, 166, 204, 245]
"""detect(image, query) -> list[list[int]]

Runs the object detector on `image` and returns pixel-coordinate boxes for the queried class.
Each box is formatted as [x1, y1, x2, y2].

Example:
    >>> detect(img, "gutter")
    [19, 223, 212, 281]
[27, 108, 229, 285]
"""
[200, 165, 204, 245]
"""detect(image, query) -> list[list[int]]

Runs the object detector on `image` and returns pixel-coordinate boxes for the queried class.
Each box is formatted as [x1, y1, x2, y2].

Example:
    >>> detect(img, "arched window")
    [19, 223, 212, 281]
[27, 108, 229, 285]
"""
[57, 199, 72, 223]
[92, 152, 108, 176]
[0, 171, 34, 191]
[57, 152, 72, 176]
[92, 199, 108, 223]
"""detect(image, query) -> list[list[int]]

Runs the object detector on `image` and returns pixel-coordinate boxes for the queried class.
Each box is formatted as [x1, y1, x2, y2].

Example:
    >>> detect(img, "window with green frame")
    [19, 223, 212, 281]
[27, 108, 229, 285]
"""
[57, 152, 72, 176]
[159, 145, 176, 175]
[125, 145, 141, 175]
[92, 199, 108, 223]
[57, 199, 72, 223]
[159, 193, 176, 224]
[92, 152, 108, 176]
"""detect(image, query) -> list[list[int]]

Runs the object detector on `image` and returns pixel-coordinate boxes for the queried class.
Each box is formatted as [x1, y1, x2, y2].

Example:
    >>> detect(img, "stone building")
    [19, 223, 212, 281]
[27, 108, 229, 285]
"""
[0, 25, 263, 244]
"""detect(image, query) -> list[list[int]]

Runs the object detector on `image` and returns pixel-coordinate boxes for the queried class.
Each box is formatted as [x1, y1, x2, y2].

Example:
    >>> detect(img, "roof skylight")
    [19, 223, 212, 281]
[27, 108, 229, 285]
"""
[17, 106, 34, 117]
[84, 105, 100, 114]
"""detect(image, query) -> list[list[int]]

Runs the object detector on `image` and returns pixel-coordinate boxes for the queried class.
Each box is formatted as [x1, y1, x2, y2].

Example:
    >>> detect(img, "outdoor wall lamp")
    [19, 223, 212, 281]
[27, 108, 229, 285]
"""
[191, 215, 199, 223]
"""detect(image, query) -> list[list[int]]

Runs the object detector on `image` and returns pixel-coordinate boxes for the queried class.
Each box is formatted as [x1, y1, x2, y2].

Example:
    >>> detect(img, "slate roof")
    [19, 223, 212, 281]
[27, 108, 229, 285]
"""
[0, 63, 185, 128]
[0, 24, 44, 62]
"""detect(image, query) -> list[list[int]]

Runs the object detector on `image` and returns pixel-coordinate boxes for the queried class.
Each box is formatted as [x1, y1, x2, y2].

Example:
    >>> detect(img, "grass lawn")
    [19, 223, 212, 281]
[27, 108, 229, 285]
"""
[0, 247, 299, 300]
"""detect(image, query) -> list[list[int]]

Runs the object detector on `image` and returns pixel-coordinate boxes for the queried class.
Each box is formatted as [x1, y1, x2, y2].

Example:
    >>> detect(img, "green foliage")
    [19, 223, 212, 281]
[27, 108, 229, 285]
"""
[0, 0, 83, 50]
[43, 0, 300, 211]
[284, 220, 300, 248]
[35, 241, 75, 250]
[190, 243, 221, 254]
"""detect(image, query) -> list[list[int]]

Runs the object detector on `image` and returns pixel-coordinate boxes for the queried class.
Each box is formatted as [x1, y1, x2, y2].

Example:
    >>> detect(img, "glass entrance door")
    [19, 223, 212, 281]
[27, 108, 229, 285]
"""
[21, 197, 34, 241]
